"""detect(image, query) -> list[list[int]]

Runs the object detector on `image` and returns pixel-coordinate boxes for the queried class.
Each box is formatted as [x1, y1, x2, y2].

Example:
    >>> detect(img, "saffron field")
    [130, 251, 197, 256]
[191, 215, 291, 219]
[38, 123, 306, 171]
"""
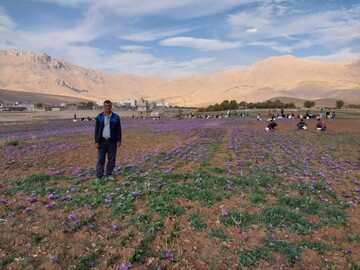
[0, 115, 360, 269]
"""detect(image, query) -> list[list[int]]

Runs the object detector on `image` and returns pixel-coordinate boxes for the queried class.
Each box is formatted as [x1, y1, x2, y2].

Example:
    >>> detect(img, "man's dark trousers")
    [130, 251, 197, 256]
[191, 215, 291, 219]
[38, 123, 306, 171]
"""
[96, 140, 117, 178]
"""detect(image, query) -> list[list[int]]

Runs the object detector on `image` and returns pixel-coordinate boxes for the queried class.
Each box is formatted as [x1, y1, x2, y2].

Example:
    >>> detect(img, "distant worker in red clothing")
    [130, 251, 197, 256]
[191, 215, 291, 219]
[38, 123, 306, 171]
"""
[316, 118, 327, 131]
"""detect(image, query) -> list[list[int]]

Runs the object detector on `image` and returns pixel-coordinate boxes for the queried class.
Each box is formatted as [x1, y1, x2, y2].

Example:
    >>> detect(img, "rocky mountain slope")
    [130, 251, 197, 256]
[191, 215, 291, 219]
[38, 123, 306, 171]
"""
[1, 49, 359, 106]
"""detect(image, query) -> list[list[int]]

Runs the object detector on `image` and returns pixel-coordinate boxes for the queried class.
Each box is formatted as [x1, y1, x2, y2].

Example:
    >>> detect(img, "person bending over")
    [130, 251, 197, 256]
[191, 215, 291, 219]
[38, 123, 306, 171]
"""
[267, 120, 278, 130]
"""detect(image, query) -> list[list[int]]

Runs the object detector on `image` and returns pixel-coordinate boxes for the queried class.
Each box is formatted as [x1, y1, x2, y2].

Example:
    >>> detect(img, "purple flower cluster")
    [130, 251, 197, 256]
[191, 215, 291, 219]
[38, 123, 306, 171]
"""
[163, 253, 174, 259]
[119, 262, 133, 270]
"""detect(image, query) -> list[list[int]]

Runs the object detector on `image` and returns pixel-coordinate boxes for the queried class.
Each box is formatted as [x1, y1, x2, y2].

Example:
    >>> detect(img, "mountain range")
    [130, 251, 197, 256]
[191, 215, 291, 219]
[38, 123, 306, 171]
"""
[0, 49, 359, 107]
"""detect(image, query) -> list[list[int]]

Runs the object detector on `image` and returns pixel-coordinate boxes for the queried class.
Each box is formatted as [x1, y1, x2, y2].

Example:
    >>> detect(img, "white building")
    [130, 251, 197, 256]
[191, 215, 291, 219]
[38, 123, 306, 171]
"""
[119, 98, 137, 108]
[156, 102, 170, 108]
[96, 99, 105, 106]
[14, 102, 36, 111]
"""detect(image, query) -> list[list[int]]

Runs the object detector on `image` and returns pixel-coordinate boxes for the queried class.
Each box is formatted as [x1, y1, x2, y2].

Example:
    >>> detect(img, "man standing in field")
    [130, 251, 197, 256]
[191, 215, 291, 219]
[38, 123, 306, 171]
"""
[94, 100, 122, 180]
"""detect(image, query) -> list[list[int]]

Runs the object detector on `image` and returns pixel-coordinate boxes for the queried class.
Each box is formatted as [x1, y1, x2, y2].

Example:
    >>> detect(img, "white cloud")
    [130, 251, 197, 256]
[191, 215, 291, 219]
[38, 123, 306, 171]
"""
[30, 0, 260, 18]
[120, 45, 148, 52]
[121, 28, 192, 42]
[307, 48, 360, 62]
[30, 0, 93, 7]
[50, 45, 217, 78]
[89, 0, 259, 19]
[228, 3, 360, 52]
[0, 7, 16, 32]
[0, 7, 17, 50]
[246, 28, 257, 33]
[228, 4, 273, 29]
[0, 4, 110, 52]
[177, 58, 215, 69]
[160, 37, 242, 51]
[250, 40, 315, 53]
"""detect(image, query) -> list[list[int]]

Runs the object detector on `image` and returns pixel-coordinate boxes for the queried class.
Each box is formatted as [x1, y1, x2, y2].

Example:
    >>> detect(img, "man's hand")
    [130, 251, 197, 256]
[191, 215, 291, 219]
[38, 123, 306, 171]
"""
[117, 142, 121, 148]
[95, 143, 100, 149]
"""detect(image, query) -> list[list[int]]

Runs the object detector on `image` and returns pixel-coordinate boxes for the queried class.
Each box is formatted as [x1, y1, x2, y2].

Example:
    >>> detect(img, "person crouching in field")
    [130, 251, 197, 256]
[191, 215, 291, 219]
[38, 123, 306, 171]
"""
[297, 118, 308, 130]
[316, 118, 327, 131]
[266, 119, 278, 131]
[94, 100, 122, 180]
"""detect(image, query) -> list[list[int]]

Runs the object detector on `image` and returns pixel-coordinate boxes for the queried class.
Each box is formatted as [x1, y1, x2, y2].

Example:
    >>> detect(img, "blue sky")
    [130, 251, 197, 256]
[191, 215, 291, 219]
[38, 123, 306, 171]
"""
[1, 0, 360, 78]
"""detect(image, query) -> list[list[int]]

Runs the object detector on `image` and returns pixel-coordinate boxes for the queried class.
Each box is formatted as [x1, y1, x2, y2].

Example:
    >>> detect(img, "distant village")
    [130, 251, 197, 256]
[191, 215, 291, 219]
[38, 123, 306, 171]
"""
[0, 97, 174, 117]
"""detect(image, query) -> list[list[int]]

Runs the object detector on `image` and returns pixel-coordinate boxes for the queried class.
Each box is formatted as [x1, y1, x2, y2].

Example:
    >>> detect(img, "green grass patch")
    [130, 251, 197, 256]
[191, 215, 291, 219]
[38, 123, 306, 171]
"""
[250, 188, 268, 204]
[301, 240, 331, 254]
[208, 227, 232, 241]
[238, 246, 271, 267]
[189, 212, 208, 231]
[220, 210, 258, 229]
[264, 238, 301, 264]
[148, 195, 185, 216]
[347, 234, 360, 243]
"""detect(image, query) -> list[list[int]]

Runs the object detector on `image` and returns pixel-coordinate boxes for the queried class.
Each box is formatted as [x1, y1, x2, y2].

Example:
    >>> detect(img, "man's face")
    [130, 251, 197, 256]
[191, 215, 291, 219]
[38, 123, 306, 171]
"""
[104, 103, 112, 113]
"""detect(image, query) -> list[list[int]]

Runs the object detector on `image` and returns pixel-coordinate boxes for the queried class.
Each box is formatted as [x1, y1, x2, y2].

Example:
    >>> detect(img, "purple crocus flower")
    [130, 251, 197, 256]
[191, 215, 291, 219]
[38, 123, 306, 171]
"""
[25, 207, 33, 212]
[112, 225, 119, 232]
[163, 253, 174, 259]
[348, 201, 355, 208]
[68, 214, 76, 220]
[119, 262, 133, 270]
[104, 199, 112, 204]
[50, 255, 57, 262]
[26, 197, 37, 203]
[132, 190, 141, 196]
[45, 202, 56, 209]
[60, 195, 72, 201]
[48, 194, 58, 200]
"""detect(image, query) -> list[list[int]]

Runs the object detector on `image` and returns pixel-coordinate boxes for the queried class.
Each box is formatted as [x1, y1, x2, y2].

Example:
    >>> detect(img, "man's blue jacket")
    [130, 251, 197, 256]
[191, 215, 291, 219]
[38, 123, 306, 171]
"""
[94, 112, 122, 143]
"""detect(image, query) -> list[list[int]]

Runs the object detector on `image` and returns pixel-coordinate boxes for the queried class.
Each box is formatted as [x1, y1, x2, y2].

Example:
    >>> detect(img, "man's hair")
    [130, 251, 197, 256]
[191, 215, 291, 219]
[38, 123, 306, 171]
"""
[103, 100, 112, 105]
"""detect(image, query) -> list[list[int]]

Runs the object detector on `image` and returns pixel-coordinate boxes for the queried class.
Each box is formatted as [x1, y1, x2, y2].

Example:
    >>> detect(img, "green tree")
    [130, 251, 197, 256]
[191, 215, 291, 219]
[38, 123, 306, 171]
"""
[239, 101, 247, 109]
[229, 100, 239, 110]
[304, 100, 315, 109]
[285, 102, 296, 109]
[336, 100, 344, 109]
[220, 100, 230, 110]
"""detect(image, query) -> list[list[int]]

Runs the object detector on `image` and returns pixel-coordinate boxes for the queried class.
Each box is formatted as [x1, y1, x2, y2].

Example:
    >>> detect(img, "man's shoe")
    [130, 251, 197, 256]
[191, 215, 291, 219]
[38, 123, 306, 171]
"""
[107, 175, 115, 181]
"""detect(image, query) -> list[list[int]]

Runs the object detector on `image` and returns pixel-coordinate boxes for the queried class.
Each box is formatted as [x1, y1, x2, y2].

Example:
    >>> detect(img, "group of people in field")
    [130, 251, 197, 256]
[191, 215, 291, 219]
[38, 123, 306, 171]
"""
[262, 108, 330, 132]
[90, 100, 335, 181]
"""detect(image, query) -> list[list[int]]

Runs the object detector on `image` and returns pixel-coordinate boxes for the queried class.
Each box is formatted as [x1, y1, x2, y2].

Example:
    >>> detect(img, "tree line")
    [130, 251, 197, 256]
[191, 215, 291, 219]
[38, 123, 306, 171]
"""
[198, 99, 347, 112]
[198, 99, 296, 112]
